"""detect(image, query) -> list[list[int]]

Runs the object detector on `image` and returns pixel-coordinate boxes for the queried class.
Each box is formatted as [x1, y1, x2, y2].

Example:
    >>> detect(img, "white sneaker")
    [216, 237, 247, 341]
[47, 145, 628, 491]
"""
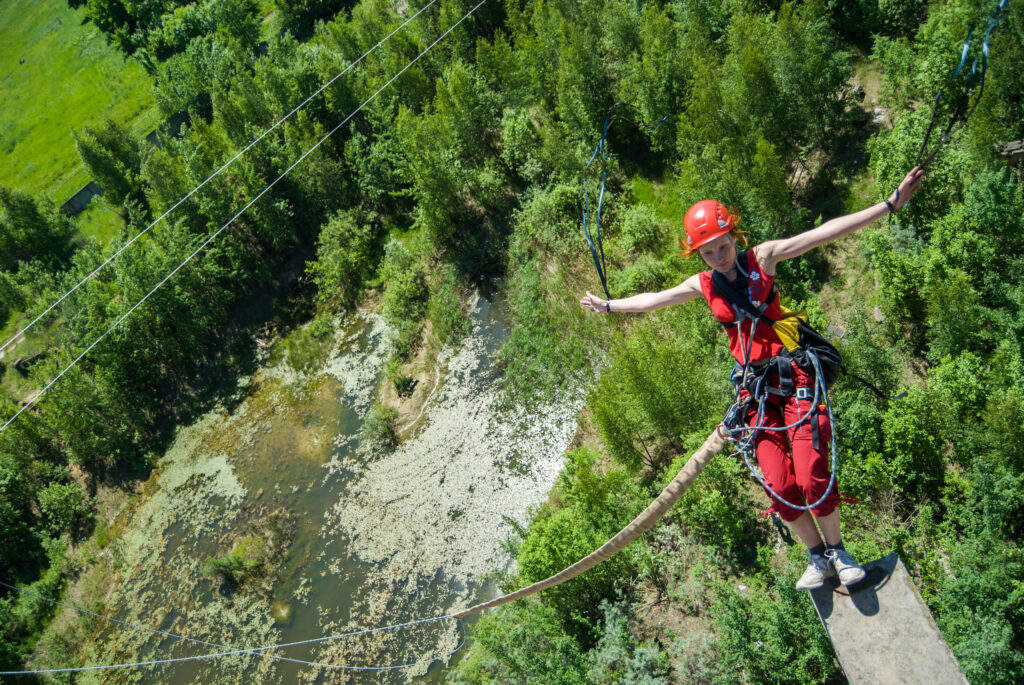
[795, 553, 831, 591]
[828, 548, 866, 585]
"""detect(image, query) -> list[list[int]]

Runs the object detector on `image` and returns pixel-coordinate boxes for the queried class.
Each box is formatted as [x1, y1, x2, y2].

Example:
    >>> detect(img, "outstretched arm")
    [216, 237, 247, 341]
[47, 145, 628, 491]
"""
[580, 273, 702, 314]
[756, 167, 925, 274]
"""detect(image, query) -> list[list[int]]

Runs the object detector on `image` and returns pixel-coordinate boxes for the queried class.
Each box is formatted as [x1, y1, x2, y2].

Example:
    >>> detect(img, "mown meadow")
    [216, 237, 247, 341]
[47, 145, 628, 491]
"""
[0, 0, 160, 204]
[1, 0, 1023, 681]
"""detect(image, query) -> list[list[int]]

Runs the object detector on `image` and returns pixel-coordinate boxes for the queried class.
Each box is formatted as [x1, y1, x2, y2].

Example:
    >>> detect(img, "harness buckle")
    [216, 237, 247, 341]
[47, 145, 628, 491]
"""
[795, 387, 813, 401]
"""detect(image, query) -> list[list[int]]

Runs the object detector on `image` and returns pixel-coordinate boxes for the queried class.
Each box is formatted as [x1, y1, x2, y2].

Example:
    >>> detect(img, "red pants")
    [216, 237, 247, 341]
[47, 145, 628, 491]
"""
[743, 363, 840, 522]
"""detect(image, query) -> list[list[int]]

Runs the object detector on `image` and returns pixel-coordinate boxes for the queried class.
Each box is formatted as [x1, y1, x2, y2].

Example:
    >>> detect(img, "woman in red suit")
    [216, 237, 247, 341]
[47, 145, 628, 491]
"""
[580, 167, 924, 590]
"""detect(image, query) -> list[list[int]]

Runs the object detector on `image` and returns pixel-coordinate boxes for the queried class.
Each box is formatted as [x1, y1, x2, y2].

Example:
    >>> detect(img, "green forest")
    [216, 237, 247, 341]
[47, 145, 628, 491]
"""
[1, 0, 1023, 681]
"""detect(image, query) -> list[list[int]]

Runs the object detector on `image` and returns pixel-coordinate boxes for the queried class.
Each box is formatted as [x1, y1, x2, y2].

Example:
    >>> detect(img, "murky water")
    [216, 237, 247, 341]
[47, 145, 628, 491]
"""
[82, 291, 582, 684]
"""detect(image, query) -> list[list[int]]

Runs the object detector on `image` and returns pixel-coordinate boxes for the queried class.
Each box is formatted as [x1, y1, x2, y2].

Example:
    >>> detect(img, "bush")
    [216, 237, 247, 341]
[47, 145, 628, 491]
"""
[37, 482, 91, 537]
[203, 541, 260, 590]
[935, 464, 1024, 683]
[379, 241, 429, 357]
[825, 0, 879, 42]
[590, 307, 727, 474]
[280, 318, 334, 373]
[0, 271, 24, 326]
[274, 0, 348, 40]
[360, 403, 399, 450]
[618, 203, 665, 254]
[449, 601, 588, 685]
[0, 453, 39, 577]
[668, 451, 761, 558]
[609, 253, 676, 296]
[310, 209, 382, 308]
[1, 558, 66, 666]
[428, 264, 470, 346]
[147, 3, 212, 61]
[383, 358, 415, 397]
[710, 564, 840, 684]
[516, 448, 647, 641]
[0, 187, 73, 272]
[864, 228, 927, 326]
[881, 388, 944, 500]
[877, 0, 922, 38]
[586, 598, 669, 684]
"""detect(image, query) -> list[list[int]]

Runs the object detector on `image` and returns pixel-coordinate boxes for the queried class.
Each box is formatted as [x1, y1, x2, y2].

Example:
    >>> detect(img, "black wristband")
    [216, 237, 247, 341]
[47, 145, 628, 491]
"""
[885, 187, 900, 214]
[605, 299, 611, 313]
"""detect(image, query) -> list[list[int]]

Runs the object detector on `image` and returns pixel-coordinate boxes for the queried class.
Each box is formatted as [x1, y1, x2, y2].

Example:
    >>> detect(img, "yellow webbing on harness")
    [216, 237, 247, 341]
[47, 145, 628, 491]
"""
[770, 304, 807, 352]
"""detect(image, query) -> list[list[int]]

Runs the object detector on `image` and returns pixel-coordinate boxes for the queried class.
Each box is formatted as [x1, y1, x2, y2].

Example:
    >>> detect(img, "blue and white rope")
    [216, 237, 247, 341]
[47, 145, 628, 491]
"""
[722, 350, 839, 512]
[0, 580, 465, 676]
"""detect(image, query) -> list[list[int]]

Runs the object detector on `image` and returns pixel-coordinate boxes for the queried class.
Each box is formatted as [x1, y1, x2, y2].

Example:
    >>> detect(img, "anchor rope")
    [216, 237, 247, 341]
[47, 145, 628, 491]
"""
[915, 0, 1010, 169]
[0, 579, 324, 668]
[0, 597, 464, 676]
[581, 102, 669, 301]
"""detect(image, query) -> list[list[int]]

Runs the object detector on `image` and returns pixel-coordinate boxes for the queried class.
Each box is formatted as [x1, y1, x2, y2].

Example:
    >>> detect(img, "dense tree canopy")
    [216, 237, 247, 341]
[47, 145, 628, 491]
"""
[4, 0, 1023, 680]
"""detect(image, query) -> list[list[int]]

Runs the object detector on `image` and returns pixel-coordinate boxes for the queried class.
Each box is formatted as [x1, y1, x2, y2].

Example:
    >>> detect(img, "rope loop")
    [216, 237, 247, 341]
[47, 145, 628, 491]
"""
[722, 349, 839, 512]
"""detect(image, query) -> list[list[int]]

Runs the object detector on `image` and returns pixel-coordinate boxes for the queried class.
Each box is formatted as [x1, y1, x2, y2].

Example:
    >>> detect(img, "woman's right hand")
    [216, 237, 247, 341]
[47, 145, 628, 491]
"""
[580, 291, 608, 313]
[889, 166, 925, 211]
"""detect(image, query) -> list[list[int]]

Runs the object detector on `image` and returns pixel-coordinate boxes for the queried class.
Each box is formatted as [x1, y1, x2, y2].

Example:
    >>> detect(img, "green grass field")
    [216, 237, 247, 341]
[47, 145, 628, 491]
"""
[0, 0, 160, 204]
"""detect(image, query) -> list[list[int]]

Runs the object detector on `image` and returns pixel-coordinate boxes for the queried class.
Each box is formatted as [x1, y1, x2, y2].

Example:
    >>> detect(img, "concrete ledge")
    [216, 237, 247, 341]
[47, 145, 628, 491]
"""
[810, 553, 966, 685]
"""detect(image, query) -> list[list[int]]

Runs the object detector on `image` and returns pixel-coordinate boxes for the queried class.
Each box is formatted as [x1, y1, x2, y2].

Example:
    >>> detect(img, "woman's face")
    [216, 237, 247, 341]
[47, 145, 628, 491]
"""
[697, 232, 738, 273]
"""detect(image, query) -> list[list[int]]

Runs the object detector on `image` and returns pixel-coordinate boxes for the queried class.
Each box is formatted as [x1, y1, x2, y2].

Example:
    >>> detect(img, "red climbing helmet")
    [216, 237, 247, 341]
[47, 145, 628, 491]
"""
[683, 200, 736, 252]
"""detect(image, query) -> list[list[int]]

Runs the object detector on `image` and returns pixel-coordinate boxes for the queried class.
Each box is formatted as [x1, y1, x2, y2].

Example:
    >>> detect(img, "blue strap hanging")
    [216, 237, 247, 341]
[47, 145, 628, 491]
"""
[581, 102, 669, 301]
[915, 0, 1009, 169]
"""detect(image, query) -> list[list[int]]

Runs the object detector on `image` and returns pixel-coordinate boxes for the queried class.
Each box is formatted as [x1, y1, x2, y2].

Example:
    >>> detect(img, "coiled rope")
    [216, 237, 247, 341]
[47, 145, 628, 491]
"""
[721, 346, 839, 512]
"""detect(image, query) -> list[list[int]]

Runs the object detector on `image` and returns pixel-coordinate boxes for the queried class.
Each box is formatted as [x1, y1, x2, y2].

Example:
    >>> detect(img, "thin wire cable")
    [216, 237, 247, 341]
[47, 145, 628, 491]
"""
[0, 580, 323, 669]
[0, 0, 487, 437]
[0, 0, 441, 357]
[0, 613, 465, 676]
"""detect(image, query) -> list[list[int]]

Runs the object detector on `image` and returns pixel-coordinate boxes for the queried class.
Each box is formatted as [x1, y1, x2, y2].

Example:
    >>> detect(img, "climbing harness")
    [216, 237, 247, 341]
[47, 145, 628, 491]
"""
[725, 346, 841, 512]
[582, 102, 669, 300]
[710, 251, 841, 511]
[915, 0, 1010, 170]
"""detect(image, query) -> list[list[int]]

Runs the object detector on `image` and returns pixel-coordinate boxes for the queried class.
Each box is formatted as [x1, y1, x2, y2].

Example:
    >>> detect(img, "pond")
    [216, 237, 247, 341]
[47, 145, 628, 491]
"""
[81, 289, 582, 684]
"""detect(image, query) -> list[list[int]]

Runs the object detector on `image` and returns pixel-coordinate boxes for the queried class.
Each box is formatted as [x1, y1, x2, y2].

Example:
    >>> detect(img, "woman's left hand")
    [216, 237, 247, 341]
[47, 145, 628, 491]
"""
[890, 166, 925, 211]
[580, 291, 608, 313]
